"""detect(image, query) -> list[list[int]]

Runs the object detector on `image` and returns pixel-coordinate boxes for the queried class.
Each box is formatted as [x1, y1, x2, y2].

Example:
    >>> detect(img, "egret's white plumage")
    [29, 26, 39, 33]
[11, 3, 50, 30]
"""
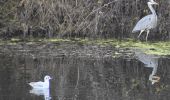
[29, 75, 52, 89]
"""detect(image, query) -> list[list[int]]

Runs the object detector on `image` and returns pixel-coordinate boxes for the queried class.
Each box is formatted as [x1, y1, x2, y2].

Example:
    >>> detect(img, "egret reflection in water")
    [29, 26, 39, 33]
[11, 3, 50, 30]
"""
[29, 88, 51, 100]
[135, 50, 160, 84]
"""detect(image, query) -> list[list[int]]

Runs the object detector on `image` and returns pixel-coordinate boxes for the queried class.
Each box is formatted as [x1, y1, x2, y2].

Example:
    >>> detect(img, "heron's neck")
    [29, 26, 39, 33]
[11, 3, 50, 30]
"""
[148, 3, 157, 15]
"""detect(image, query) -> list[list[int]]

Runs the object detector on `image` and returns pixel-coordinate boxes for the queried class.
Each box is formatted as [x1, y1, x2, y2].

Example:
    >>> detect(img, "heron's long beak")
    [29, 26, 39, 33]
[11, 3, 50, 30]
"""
[153, 2, 158, 5]
[149, 75, 160, 85]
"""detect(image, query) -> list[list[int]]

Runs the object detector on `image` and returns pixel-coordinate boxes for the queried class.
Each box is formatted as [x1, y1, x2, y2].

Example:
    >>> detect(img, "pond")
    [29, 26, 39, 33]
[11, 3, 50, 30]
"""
[0, 43, 170, 100]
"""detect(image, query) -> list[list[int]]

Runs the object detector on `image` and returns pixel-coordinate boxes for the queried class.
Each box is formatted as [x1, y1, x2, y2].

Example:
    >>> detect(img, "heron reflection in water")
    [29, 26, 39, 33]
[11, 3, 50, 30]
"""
[135, 50, 160, 84]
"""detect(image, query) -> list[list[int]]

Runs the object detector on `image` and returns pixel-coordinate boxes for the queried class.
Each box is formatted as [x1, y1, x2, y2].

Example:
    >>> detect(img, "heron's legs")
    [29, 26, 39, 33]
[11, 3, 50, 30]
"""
[146, 30, 150, 41]
[138, 30, 145, 38]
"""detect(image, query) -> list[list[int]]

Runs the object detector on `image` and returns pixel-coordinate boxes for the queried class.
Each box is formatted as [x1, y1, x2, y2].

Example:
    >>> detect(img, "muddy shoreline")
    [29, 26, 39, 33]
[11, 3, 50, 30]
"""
[0, 41, 132, 59]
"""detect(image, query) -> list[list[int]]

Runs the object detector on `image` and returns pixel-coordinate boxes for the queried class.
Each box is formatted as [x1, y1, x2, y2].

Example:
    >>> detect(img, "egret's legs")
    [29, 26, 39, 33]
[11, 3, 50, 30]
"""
[138, 30, 145, 38]
[146, 30, 150, 41]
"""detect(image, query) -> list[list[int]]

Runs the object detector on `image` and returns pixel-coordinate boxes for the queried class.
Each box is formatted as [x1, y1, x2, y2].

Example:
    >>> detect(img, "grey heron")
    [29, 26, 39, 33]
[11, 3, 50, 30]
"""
[132, 0, 158, 41]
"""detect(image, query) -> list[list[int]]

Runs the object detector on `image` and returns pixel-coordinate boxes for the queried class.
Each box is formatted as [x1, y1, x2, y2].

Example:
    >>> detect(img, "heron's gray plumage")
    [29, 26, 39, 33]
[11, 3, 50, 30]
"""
[132, 0, 158, 41]
[132, 15, 157, 33]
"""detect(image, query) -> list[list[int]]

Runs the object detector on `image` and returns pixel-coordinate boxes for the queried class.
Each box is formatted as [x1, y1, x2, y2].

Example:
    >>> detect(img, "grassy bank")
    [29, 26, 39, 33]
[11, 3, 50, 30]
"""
[0, 0, 170, 40]
[1, 38, 170, 56]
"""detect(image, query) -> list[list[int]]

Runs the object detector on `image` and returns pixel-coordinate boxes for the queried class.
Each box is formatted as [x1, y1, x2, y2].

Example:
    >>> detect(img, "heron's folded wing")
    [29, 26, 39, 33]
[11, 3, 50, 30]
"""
[132, 15, 152, 32]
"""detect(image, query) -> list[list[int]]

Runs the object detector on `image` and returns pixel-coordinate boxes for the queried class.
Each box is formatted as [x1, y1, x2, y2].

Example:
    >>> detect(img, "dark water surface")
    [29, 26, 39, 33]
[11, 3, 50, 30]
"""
[0, 44, 170, 100]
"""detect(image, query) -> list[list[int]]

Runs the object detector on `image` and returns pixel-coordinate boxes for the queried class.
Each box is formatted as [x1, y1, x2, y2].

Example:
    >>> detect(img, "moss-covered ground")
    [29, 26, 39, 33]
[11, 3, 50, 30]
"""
[1, 38, 170, 56]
